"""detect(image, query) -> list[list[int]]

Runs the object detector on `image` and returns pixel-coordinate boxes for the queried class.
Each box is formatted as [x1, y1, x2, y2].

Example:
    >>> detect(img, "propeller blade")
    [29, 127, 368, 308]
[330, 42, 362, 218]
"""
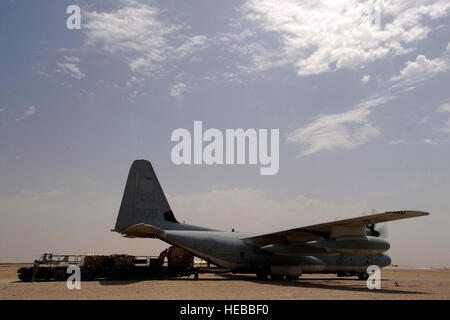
[366, 223, 388, 239]
[366, 224, 380, 237]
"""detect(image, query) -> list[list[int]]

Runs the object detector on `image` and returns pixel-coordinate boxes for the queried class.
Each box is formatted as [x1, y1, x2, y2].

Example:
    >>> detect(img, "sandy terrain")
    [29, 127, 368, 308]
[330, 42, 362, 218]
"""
[1, 265, 450, 300]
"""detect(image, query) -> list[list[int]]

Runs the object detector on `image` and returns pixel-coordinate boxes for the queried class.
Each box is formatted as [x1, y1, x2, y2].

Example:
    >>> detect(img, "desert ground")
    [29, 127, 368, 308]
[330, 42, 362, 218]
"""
[1, 264, 450, 300]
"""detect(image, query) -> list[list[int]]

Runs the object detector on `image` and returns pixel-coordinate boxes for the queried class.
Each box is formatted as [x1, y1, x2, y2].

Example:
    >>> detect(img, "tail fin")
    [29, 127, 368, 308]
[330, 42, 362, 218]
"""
[114, 160, 216, 234]
[114, 160, 179, 232]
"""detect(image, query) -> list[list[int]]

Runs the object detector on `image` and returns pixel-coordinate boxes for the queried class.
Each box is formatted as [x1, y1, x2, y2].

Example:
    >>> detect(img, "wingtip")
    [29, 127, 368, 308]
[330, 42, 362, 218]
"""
[406, 210, 430, 216]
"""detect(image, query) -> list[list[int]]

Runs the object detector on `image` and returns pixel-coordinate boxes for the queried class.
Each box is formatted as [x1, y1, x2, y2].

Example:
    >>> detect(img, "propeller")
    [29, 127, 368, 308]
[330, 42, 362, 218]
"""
[366, 223, 388, 239]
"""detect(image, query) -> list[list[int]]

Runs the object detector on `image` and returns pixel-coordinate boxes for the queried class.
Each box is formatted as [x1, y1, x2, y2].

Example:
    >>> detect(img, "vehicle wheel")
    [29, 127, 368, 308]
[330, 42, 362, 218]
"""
[18, 273, 32, 282]
[358, 272, 369, 280]
[17, 268, 32, 282]
[53, 270, 66, 281]
[256, 272, 268, 280]
[270, 274, 283, 280]
[108, 270, 119, 280]
[81, 269, 92, 281]
[286, 275, 300, 280]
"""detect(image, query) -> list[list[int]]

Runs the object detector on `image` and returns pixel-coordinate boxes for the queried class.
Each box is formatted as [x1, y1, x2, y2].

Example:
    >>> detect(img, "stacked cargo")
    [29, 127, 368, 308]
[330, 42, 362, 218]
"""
[110, 254, 135, 267]
[83, 255, 108, 267]
[168, 246, 194, 267]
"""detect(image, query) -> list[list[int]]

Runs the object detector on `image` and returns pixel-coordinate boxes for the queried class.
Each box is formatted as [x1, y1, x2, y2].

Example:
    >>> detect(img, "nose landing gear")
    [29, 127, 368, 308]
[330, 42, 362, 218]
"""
[358, 272, 369, 280]
[256, 272, 269, 280]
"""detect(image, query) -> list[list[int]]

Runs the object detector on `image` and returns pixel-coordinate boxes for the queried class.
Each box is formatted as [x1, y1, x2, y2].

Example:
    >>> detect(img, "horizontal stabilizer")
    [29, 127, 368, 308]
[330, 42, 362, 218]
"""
[113, 223, 166, 239]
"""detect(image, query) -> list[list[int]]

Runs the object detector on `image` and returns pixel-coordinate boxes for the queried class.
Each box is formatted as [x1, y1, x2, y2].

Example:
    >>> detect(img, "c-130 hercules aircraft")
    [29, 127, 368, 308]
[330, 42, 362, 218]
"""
[113, 160, 429, 280]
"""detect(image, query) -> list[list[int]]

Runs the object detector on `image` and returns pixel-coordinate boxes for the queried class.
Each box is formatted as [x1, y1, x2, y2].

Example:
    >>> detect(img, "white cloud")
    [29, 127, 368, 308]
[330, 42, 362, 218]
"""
[287, 95, 395, 157]
[417, 115, 431, 124]
[361, 75, 371, 83]
[423, 138, 438, 144]
[387, 139, 407, 145]
[438, 102, 450, 113]
[56, 56, 85, 80]
[56, 63, 85, 80]
[84, 2, 208, 74]
[170, 82, 187, 97]
[441, 119, 450, 133]
[126, 76, 145, 88]
[23, 106, 36, 117]
[390, 54, 449, 88]
[203, 72, 242, 83]
[239, 0, 450, 76]
[437, 102, 450, 132]
[64, 56, 80, 63]
[16, 105, 36, 121]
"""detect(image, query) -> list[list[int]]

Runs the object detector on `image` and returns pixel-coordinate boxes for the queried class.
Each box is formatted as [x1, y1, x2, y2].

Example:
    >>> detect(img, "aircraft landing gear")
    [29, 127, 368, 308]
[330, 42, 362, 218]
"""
[256, 272, 269, 280]
[269, 274, 300, 280]
[358, 272, 369, 280]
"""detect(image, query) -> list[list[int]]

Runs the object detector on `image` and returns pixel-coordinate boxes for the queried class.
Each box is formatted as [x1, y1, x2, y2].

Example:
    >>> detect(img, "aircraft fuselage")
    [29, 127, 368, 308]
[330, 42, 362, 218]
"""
[162, 230, 391, 274]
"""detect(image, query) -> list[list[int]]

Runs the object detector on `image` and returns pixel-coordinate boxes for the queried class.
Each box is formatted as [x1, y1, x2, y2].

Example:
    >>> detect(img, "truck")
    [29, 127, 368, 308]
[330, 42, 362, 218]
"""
[17, 246, 197, 281]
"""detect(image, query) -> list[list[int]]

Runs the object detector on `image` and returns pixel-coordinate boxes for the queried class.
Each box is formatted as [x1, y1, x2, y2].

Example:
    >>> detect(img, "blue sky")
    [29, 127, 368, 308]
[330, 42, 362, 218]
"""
[1, 0, 450, 266]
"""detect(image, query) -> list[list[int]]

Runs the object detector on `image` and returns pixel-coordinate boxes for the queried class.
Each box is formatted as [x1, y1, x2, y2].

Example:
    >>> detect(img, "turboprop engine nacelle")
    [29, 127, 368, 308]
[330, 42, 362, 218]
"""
[261, 242, 338, 256]
[305, 236, 390, 254]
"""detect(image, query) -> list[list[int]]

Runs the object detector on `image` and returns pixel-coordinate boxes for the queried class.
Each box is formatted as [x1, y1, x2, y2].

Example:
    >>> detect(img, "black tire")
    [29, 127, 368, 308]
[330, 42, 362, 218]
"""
[256, 272, 268, 280]
[107, 269, 119, 280]
[270, 274, 283, 280]
[286, 275, 300, 280]
[17, 268, 32, 281]
[358, 272, 369, 280]
[53, 270, 66, 281]
[18, 273, 32, 282]
[81, 269, 92, 281]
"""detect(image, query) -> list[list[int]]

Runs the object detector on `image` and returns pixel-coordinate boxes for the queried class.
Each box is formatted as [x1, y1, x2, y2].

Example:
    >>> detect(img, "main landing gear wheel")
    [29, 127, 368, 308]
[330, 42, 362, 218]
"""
[358, 272, 369, 280]
[256, 272, 268, 280]
[81, 269, 92, 281]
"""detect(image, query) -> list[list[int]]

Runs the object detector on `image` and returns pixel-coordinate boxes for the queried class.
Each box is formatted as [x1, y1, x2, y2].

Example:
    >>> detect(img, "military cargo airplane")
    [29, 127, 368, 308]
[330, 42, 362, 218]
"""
[113, 160, 429, 280]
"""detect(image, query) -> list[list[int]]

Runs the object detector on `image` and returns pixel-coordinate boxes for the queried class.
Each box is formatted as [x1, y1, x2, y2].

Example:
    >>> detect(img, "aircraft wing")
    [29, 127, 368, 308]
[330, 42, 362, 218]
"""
[242, 210, 429, 247]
